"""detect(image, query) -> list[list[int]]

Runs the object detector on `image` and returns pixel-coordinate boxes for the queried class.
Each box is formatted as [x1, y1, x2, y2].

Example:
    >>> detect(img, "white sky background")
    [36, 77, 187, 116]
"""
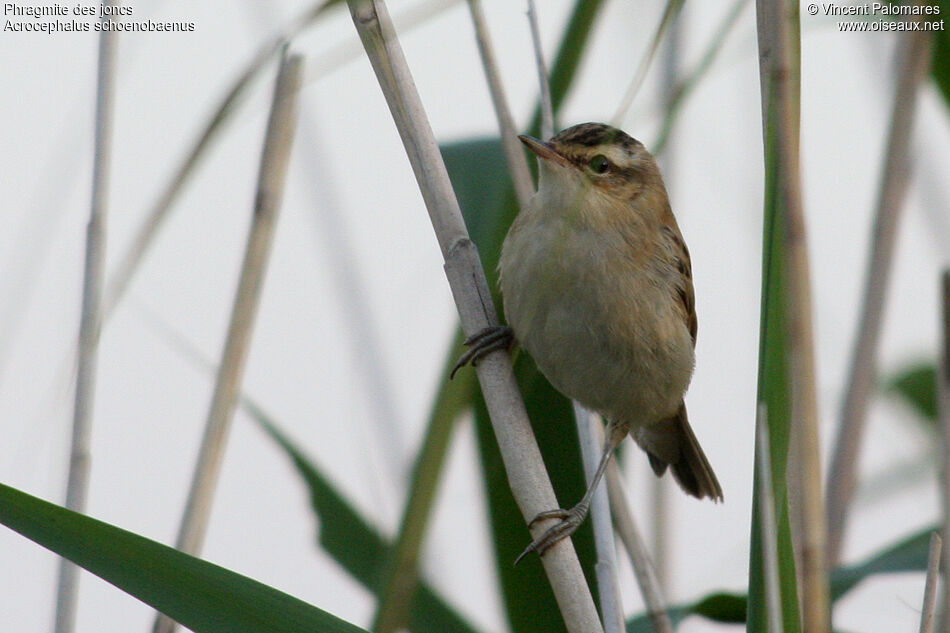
[1, 1, 949, 632]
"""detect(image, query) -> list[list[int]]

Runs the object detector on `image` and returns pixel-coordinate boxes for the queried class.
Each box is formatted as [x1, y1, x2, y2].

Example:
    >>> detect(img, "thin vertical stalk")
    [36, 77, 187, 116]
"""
[755, 405, 783, 633]
[610, 0, 685, 127]
[239, 0, 418, 518]
[651, 0, 750, 156]
[606, 461, 673, 633]
[152, 51, 303, 633]
[760, 0, 828, 628]
[919, 532, 941, 633]
[525, 0, 554, 140]
[575, 405, 623, 633]
[466, 0, 534, 207]
[298, 122, 407, 505]
[526, 1, 602, 136]
[370, 339, 474, 633]
[754, 0, 825, 631]
[824, 10, 934, 564]
[939, 270, 950, 633]
[786, 196, 828, 632]
[53, 5, 118, 633]
[345, 2, 603, 631]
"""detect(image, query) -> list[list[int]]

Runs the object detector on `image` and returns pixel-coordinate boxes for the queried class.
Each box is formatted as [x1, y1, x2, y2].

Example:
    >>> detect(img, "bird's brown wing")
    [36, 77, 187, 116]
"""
[661, 223, 697, 347]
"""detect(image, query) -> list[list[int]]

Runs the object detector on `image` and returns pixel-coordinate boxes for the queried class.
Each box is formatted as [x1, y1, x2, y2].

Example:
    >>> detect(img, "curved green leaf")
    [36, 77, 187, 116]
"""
[115, 313, 480, 633]
[371, 341, 477, 632]
[627, 592, 746, 632]
[625, 526, 936, 630]
[927, 0, 950, 108]
[0, 482, 364, 633]
[885, 362, 937, 423]
[830, 527, 935, 600]
[441, 137, 512, 270]
[250, 406, 481, 633]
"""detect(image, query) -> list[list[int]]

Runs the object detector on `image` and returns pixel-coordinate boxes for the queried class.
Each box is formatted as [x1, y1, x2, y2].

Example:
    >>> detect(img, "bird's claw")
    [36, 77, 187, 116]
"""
[450, 325, 514, 379]
[514, 505, 586, 565]
[527, 507, 573, 527]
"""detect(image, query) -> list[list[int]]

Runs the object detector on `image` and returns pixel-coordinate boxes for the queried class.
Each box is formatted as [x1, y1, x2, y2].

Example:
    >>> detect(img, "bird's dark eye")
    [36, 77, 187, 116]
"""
[589, 155, 610, 174]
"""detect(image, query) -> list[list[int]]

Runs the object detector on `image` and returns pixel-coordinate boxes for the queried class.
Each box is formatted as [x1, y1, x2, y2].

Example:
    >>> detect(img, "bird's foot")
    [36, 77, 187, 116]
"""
[450, 325, 514, 379]
[514, 503, 589, 564]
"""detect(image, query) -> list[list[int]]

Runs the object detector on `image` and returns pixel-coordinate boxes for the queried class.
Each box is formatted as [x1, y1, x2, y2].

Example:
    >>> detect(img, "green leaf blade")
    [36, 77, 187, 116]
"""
[0, 482, 365, 633]
[252, 410, 482, 633]
[885, 362, 937, 423]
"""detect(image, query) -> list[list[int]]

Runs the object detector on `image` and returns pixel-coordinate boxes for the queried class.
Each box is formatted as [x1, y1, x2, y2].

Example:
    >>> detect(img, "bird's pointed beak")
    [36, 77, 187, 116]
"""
[518, 135, 572, 168]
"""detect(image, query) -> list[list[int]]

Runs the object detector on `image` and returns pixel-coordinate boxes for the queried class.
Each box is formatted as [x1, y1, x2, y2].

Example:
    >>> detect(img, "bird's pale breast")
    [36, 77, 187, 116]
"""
[500, 202, 694, 428]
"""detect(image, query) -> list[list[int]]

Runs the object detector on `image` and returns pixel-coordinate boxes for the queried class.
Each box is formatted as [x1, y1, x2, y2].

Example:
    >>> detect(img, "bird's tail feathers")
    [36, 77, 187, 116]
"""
[636, 404, 723, 502]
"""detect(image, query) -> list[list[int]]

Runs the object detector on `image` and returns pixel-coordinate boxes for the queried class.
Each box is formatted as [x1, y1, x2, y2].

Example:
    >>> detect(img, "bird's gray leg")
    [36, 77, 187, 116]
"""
[515, 427, 621, 564]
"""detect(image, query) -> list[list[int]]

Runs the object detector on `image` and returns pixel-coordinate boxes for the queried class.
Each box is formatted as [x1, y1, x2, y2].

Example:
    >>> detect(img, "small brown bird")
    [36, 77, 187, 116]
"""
[457, 122, 722, 560]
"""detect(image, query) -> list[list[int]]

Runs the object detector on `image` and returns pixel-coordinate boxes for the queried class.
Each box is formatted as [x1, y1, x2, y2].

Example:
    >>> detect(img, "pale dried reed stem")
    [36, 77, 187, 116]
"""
[919, 532, 941, 633]
[575, 405, 624, 633]
[466, 0, 534, 206]
[152, 51, 303, 633]
[525, 0, 554, 140]
[939, 271, 950, 633]
[755, 0, 829, 630]
[606, 461, 673, 633]
[345, 2, 602, 631]
[53, 5, 119, 632]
